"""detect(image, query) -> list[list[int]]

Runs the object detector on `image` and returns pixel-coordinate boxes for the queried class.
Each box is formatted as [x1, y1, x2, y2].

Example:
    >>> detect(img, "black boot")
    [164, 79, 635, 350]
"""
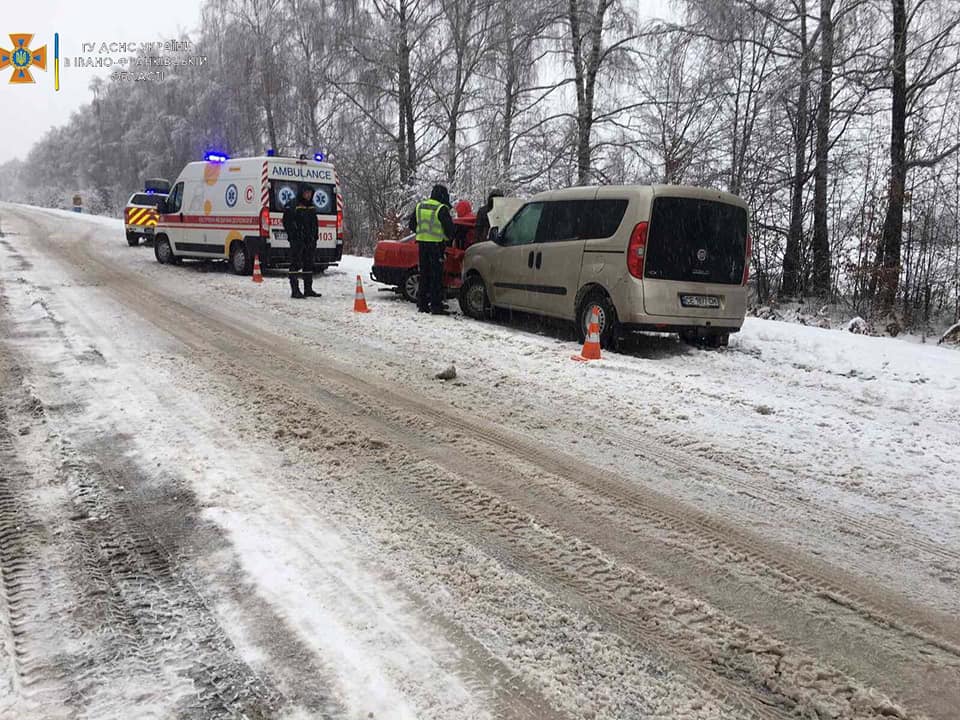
[303, 275, 321, 298]
[290, 276, 304, 299]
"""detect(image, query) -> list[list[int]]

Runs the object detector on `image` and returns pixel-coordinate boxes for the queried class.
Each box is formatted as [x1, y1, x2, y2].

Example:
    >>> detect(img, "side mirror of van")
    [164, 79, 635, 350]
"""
[489, 227, 502, 244]
[156, 199, 167, 214]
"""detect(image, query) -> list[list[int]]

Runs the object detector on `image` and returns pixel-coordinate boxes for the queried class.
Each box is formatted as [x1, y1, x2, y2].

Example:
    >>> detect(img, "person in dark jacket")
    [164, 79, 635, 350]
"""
[408, 184, 455, 314]
[474, 188, 503, 244]
[282, 184, 321, 299]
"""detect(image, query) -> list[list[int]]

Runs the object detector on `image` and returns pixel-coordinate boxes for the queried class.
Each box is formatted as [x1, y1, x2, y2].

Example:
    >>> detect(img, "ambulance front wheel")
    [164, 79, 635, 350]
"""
[126, 231, 140, 247]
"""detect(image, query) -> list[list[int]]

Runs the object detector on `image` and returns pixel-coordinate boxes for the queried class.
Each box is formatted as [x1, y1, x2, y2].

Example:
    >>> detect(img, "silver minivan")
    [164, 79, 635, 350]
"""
[458, 185, 751, 348]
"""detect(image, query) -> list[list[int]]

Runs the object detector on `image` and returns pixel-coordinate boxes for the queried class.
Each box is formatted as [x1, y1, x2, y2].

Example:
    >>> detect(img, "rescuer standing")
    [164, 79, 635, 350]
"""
[283, 184, 321, 299]
[409, 184, 455, 314]
[474, 187, 503, 244]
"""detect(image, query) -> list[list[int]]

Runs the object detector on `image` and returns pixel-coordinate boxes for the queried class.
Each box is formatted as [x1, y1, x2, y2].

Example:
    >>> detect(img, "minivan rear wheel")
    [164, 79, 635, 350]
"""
[577, 292, 619, 349]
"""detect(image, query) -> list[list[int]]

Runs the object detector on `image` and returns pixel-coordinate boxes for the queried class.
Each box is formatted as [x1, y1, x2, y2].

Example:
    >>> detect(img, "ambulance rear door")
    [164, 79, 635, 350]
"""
[267, 172, 338, 250]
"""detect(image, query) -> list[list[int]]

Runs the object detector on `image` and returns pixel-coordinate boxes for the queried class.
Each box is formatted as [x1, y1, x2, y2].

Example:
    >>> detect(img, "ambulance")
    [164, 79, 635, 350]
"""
[153, 152, 344, 274]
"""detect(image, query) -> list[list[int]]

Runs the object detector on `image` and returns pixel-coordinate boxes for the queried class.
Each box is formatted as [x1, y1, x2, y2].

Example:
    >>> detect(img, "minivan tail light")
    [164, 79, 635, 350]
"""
[259, 206, 270, 238]
[743, 233, 752, 285]
[627, 222, 648, 279]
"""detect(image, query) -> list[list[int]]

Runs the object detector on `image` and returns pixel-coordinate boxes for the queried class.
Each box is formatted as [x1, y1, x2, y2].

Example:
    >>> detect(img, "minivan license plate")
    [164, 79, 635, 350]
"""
[680, 294, 720, 308]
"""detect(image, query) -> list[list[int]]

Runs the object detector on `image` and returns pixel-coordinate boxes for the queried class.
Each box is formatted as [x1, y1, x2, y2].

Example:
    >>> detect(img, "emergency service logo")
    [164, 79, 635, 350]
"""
[0, 34, 47, 84]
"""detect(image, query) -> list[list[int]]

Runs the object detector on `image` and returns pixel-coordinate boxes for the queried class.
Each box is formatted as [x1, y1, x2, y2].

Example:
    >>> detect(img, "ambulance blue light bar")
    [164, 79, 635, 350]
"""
[204, 151, 229, 163]
[266, 148, 276, 157]
[314, 152, 326, 162]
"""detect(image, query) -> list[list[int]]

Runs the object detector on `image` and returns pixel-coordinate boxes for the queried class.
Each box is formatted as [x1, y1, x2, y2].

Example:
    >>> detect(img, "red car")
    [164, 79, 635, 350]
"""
[371, 200, 477, 303]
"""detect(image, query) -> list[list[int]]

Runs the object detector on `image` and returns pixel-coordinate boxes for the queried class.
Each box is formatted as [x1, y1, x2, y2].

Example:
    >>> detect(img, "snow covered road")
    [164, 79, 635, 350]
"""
[1, 203, 958, 719]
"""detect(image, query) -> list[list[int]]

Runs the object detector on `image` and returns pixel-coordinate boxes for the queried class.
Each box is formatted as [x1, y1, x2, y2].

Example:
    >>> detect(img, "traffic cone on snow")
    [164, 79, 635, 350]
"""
[252, 254, 264, 284]
[353, 275, 371, 313]
[572, 307, 602, 361]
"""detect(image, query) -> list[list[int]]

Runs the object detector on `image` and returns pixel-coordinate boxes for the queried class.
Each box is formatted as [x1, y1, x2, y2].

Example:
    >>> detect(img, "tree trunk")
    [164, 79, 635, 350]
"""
[260, 48, 279, 152]
[500, 3, 517, 180]
[811, 0, 834, 297]
[447, 37, 466, 184]
[781, 1, 809, 298]
[877, 0, 907, 314]
[568, 0, 588, 183]
[501, 62, 516, 180]
[447, 106, 460, 184]
[397, 0, 417, 185]
[568, 0, 607, 185]
[397, 95, 408, 185]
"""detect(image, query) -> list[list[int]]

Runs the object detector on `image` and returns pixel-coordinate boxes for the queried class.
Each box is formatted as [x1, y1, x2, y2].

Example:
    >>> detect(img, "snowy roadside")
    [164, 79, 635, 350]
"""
[8, 204, 960, 617]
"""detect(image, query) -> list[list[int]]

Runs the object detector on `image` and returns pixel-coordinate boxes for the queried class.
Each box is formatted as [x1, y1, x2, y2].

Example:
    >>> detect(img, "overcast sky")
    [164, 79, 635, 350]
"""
[0, 0, 202, 163]
[0, 0, 675, 165]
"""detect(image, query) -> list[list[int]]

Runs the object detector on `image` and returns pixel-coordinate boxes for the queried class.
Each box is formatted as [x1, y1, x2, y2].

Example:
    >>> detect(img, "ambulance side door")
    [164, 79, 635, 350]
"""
[180, 181, 211, 255]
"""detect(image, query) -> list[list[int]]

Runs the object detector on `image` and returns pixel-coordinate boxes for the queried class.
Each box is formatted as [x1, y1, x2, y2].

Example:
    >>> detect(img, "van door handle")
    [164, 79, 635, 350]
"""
[179, 212, 184, 222]
[527, 250, 534, 268]
[535, 252, 542, 269]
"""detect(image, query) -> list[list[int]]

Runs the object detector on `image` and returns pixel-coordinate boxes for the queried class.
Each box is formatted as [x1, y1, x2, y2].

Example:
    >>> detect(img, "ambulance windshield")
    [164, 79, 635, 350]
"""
[269, 181, 337, 215]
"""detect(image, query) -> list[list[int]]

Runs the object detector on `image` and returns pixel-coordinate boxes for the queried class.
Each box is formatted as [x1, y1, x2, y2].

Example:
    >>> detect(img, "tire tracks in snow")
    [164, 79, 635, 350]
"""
[0, 419, 77, 719]
[11, 207, 959, 718]
[594, 420, 960, 569]
[0, 272, 330, 718]
[38, 218, 958, 716]
[0, 360, 286, 719]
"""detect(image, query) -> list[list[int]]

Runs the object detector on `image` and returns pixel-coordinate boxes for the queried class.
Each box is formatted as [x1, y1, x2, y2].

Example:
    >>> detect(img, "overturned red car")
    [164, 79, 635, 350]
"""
[371, 200, 477, 303]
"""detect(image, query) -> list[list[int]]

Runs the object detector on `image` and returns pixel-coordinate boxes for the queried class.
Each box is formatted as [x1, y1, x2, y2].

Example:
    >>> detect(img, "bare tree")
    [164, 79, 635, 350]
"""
[811, 0, 835, 296]
[875, 0, 960, 314]
[564, 0, 641, 184]
[634, 32, 720, 184]
[430, 0, 493, 183]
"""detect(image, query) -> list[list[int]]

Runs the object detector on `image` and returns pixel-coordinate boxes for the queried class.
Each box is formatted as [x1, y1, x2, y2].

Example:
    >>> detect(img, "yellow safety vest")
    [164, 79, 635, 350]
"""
[415, 199, 447, 243]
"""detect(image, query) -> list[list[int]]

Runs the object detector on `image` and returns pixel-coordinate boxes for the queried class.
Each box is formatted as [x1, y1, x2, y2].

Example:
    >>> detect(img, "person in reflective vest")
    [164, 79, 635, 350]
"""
[408, 184, 455, 314]
[282, 184, 321, 299]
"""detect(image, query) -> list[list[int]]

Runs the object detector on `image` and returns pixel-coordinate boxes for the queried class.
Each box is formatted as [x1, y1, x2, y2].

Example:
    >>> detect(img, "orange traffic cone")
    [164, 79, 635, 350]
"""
[572, 307, 602, 361]
[353, 274, 371, 313]
[252, 254, 264, 284]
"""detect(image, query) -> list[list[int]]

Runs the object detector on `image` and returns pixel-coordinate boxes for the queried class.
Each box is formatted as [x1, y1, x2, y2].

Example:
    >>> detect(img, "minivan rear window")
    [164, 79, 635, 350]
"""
[269, 180, 337, 214]
[645, 197, 748, 285]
